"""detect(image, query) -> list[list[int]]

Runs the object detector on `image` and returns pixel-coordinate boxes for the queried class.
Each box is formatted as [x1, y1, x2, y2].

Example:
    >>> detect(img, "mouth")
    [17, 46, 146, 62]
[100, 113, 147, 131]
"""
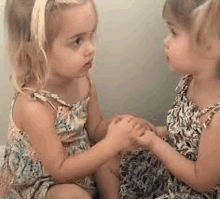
[83, 59, 93, 68]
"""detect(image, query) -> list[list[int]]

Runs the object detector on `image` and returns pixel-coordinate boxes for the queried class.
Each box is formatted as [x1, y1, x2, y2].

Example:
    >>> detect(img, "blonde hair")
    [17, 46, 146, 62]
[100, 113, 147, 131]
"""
[5, 0, 97, 96]
[163, 0, 220, 48]
[193, 0, 220, 47]
[162, 0, 206, 30]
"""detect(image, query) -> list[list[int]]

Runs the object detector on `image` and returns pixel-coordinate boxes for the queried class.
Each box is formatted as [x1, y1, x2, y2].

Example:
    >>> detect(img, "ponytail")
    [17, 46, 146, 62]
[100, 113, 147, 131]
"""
[29, 0, 49, 91]
[31, 0, 48, 48]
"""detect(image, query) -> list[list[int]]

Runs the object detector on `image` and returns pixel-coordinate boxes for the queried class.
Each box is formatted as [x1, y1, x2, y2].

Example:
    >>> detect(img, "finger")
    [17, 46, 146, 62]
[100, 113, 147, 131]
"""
[124, 114, 139, 123]
[145, 121, 156, 132]
[147, 123, 156, 132]
[126, 116, 135, 123]
[110, 117, 119, 125]
[133, 123, 142, 130]
[127, 117, 136, 125]
[137, 128, 145, 137]
[143, 125, 151, 131]
[130, 119, 141, 128]
[137, 119, 156, 132]
[130, 113, 139, 118]
[111, 115, 123, 122]
[114, 117, 121, 124]
[116, 114, 134, 121]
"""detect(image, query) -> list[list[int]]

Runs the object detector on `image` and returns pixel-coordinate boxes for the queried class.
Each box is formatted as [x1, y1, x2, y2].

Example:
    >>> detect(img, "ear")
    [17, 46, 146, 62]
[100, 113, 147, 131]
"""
[203, 37, 220, 59]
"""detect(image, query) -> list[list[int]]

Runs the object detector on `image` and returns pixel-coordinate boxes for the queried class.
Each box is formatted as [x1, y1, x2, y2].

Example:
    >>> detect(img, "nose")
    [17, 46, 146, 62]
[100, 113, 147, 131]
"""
[164, 34, 170, 49]
[84, 41, 95, 56]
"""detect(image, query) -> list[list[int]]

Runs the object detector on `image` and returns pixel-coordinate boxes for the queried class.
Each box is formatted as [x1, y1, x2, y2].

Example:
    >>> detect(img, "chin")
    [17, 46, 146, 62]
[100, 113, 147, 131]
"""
[168, 63, 181, 75]
[76, 72, 90, 79]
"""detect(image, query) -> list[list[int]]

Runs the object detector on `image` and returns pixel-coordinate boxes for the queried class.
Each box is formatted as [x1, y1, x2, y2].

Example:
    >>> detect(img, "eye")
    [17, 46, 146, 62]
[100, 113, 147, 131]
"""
[170, 29, 177, 36]
[72, 38, 83, 47]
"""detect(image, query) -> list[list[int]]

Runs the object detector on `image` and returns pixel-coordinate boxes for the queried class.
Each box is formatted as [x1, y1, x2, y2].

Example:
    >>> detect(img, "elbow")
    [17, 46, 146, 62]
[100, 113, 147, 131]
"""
[191, 179, 217, 193]
[47, 157, 68, 183]
[191, 164, 218, 193]
[48, 168, 65, 184]
[51, 158, 79, 184]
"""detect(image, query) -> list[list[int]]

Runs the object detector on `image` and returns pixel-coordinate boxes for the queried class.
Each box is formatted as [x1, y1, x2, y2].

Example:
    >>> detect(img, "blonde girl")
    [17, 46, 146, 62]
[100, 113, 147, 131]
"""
[0, 0, 144, 198]
[120, 0, 220, 198]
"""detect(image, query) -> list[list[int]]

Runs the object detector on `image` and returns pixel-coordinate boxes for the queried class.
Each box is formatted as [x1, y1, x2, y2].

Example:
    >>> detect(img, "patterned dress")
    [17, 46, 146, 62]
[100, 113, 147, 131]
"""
[120, 75, 220, 199]
[0, 86, 96, 198]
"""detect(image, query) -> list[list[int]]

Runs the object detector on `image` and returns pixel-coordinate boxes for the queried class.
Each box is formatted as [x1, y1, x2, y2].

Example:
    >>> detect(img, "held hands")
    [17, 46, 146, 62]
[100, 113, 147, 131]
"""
[129, 125, 155, 150]
[105, 114, 158, 154]
[105, 116, 138, 154]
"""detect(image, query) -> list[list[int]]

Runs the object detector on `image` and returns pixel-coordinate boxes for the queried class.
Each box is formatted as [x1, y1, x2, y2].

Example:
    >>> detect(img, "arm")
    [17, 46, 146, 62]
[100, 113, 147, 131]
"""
[85, 83, 135, 143]
[20, 94, 137, 184]
[85, 83, 108, 143]
[130, 113, 220, 192]
[155, 126, 168, 138]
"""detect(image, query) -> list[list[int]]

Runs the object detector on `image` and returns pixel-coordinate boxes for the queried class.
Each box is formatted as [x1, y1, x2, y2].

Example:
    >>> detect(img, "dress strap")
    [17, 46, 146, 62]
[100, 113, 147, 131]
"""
[198, 102, 220, 129]
[21, 87, 59, 112]
[21, 76, 92, 109]
[175, 74, 193, 94]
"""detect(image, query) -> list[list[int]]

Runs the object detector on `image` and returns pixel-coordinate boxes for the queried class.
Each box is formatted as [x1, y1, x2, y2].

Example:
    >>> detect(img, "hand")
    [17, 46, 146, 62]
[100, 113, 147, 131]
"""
[108, 114, 137, 125]
[105, 117, 141, 153]
[129, 127, 155, 149]
[134, 118, 156, 133]
[111, 115, 157, 133]
[121, 121, 149, 154]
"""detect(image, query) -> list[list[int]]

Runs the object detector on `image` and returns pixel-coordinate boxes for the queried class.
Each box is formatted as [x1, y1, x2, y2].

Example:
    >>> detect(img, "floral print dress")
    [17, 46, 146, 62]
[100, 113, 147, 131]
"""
[0, 88, 96, 199]
[120, 75, 220, 199]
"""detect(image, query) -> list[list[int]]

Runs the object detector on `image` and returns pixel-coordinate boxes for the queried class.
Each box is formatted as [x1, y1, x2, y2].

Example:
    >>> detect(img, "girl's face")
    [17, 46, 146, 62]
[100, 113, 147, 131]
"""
[164, 15, 203, 75]
[47, 2, 96, 80]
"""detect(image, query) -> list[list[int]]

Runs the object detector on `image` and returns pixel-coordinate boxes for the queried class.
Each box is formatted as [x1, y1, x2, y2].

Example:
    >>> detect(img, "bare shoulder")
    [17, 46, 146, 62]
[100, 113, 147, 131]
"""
[197, 111, 220, 189]
[201, 110, 220, 135]
[13, 92, 56, 132]
[199, 111, 220, 149]
[13, 92, 66, 180]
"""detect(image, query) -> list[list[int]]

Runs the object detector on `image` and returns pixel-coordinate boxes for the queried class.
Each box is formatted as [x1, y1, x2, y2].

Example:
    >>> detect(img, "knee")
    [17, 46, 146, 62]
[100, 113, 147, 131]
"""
[46, 184, 92, 199]
[48, 190, 91, 199]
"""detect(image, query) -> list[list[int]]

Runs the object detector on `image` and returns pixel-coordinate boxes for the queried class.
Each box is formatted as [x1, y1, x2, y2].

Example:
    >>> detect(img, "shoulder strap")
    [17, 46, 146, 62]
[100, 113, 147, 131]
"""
[21, 87, 58, 112]
[198, 102, 220, 129]
[175, 74, 193, 94]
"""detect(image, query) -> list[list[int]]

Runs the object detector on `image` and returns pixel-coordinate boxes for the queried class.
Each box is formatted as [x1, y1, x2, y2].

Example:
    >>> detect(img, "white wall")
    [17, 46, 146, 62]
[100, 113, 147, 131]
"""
[0, 0, 13, 145]
[0, 0, 179, 145]
[93, 0, 179, 122]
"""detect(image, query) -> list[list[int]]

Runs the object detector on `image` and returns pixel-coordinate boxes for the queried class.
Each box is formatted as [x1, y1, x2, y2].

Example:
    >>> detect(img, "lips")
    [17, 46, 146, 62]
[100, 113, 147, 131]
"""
[83, 60, 93, 68]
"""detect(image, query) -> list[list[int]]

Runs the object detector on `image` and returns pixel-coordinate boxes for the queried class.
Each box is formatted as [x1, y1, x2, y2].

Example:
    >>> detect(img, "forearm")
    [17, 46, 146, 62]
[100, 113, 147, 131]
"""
[57, 138, 117, 183]
[149, 134, 210, 192]
[91, 119, 109, 143]
[155, 126, 167, 138]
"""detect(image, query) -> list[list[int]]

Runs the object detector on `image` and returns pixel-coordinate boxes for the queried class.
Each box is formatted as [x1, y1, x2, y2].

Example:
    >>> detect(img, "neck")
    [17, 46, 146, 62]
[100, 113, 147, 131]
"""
[44, 76, 80, 94]
[193, 71, 220, 88]
[190, 72, 220, 103]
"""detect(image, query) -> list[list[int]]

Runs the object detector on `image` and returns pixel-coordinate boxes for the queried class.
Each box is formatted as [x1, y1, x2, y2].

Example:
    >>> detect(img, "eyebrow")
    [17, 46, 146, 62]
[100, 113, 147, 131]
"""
[166, 21, 176, 28]
[67, 23, 97, 41]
